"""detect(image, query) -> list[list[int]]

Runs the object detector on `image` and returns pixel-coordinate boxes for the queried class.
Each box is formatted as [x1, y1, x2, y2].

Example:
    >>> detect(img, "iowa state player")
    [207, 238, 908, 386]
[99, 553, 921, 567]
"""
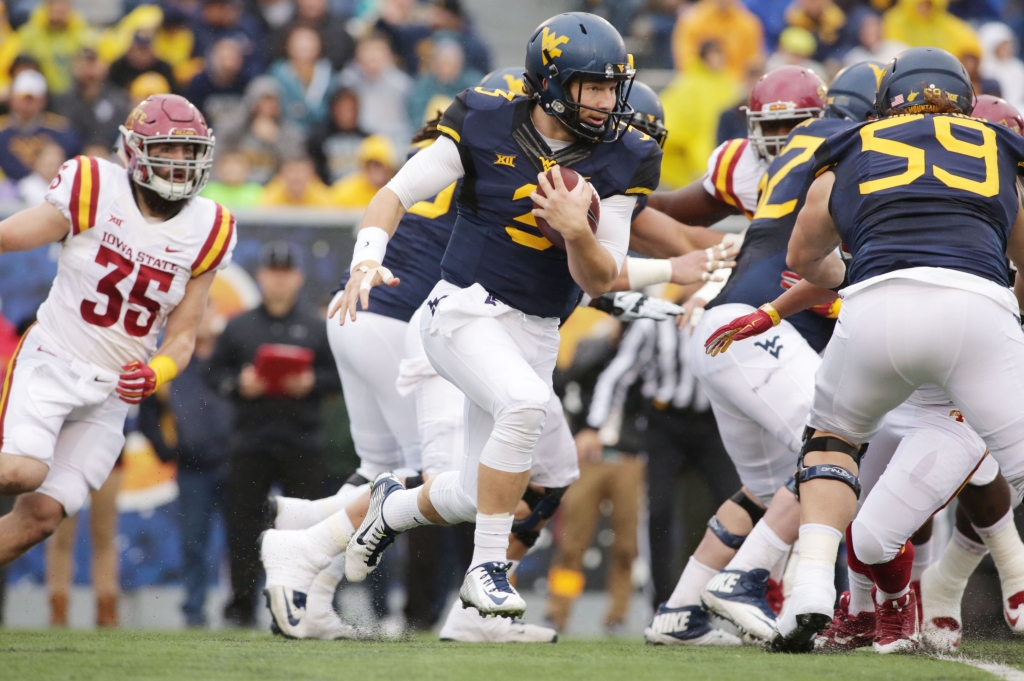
[0, 94, 235, 566]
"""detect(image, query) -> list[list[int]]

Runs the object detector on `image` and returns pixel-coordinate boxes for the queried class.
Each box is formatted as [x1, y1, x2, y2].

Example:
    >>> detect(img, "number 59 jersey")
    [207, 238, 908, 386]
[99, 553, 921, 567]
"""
[822, 113, 1024, 288]
[38, 156, 237, 374]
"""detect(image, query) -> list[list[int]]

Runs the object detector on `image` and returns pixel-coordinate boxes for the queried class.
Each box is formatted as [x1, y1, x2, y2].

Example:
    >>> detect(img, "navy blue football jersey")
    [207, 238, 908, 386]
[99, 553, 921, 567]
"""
[436, 87, 663, 319]
[339, 178, 460, 323]
[822, 113, 1024, 287]
[707, 117, 852, 352]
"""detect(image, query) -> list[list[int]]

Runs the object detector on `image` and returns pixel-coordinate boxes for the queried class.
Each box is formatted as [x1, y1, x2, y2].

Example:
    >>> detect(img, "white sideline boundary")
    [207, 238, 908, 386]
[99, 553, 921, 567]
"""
[937, 655, 1024, 680]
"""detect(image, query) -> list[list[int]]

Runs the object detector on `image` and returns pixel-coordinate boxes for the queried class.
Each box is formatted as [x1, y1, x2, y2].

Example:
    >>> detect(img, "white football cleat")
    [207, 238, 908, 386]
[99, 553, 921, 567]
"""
[264, 586, 310, 639]
[919, 562, 964, 652]
[259, 529, 332, 590]
[345, 473, 404, 583]
[459, 562, 527, 619]
[644, 603, 742, 646]
[439, 600, 556, 642]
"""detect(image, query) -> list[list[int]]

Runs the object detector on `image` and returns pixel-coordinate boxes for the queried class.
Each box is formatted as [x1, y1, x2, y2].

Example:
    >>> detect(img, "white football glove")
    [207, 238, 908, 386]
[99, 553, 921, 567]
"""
[591, 292, 685, 321]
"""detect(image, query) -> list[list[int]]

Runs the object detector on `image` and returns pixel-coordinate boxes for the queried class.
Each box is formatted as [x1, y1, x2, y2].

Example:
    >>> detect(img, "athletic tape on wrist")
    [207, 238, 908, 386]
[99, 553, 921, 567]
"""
[148, 355, 178, 389]
[626, 257, 673, 291]
[351, 226, 389, 271]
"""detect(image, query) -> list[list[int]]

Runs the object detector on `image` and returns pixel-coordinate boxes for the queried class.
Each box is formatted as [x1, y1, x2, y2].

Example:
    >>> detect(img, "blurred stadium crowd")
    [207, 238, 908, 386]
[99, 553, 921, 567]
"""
[0, 0, 1022, 635]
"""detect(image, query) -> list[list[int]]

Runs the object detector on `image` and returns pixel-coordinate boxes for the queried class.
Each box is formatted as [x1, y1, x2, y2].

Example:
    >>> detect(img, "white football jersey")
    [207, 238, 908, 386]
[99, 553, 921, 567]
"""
[38, 155, 236, 373]
[701, 138, 768, 219]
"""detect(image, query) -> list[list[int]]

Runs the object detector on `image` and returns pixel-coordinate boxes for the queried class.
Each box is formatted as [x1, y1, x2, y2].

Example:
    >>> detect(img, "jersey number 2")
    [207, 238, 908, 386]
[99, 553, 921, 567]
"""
[80, 245, 174, 337]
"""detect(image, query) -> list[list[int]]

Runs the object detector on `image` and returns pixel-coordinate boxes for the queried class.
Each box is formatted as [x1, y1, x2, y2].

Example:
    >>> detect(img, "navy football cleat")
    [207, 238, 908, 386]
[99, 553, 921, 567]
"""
[644, 603, 742, 646]
[701, 568, 779, 641]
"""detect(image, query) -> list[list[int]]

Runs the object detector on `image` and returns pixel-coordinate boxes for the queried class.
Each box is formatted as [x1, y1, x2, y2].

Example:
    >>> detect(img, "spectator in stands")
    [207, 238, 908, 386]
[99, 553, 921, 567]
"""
[201, 150, 264, 207]
[191, 0, 265, 80]
[373, 0, 433, 74]
[14, 0, 95, 96]
[673, 0, 764, 80]
[960, 42, 1002, 97]
[331, 134, 397, 208]
[979, 22, 1024, 112]
[207, 241, 339, 627]
[716, 63, 763, 145]
[629, 0, 684, 70]
[154, 3, 199, 83]
[743, 0, 791, 50]
[109, 29, 178, 92]
[184, 37, 250, 126]
[428, 0, 491, 76]
[221, 76, 306, 184]
[765, 26, 826, 74]
[0, 0, 18, 102]
[307, 87, 367, 184]
[53, 47, 131, 149]
[0, 70, 79, 181]
[842, 8, 907, 65]
[269, 25, 333, 129]
[784, 0, 853, 62]
[407, 39, 480, 128]
[14, 140, 64, 205]
[660, 40, 740, 188]
[271, 0, 355, 70]
[260, 155, 335, 206]
[140, 299, 233, 628]
[336, 32, 413, 151]
[882, 0, 979, 59]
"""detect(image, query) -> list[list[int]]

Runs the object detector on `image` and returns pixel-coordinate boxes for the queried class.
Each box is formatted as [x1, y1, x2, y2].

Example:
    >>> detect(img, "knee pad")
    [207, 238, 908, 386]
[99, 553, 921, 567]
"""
[513, 486, 567, 545]
[480, 404, 547, 473]
[729, 488, 766, 524]
[850, 517, 892, 565]
[795, 427, 868, 499]
[427, 471, 477, 524]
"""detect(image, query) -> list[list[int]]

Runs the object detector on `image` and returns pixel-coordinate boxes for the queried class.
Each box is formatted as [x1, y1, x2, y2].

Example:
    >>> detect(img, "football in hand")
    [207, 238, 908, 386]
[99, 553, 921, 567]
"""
[533, 166, 601, 251]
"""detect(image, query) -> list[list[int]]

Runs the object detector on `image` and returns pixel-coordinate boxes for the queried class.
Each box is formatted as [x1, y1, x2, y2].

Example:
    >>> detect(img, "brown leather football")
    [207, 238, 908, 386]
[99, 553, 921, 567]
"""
[533, 166, 601, 251]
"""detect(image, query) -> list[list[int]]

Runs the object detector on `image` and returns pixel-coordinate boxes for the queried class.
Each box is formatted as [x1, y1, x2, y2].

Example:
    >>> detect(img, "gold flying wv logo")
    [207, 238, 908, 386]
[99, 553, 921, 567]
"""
[540, 157, 557, 171]
[494, 153, 516, 167]
[541, 27, 570, 65]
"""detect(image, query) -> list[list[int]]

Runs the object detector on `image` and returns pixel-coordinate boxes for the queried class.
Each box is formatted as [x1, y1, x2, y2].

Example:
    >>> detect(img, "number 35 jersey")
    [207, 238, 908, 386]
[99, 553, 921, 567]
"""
[39, 155, 237, 374]
[437, 87, 662, 320]
[822, 113, 1024, 288]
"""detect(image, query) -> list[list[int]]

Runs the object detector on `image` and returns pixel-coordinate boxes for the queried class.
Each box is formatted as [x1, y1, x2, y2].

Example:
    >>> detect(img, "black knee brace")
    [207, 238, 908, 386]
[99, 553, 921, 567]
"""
[706, 488, 767, 549]
[512, 486, 567, 546]
[794, 426, 868, 499]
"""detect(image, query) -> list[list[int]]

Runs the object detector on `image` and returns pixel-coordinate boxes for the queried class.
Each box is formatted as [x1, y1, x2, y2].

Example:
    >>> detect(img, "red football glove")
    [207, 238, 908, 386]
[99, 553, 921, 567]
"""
[704, 304, 781, 356]
[780, 270, 841, 318]
[117, 360, 157, 404]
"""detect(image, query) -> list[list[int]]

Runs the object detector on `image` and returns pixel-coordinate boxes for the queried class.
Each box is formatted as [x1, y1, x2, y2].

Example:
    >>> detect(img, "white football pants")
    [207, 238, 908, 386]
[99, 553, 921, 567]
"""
[689, 303, 821, 504]
[326, 297, 421, 479]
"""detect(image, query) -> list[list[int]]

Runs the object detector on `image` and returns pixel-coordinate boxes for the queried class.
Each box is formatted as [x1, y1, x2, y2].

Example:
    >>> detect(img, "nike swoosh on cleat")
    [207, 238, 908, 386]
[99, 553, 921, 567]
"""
[1007, 609, 1019, 627]
[284, 595, 301, 627]
[487, 593, 509, 605]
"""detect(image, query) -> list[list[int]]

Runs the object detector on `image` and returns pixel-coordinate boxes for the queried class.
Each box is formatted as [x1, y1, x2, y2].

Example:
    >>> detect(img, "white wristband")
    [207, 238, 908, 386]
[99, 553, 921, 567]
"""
[626, 257, 673, 291]
[351, 226, 389, 272]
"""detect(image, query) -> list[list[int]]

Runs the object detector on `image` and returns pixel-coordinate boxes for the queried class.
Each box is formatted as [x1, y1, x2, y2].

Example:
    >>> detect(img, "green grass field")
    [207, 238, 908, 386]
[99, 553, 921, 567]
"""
[1, 630, 1021, 681]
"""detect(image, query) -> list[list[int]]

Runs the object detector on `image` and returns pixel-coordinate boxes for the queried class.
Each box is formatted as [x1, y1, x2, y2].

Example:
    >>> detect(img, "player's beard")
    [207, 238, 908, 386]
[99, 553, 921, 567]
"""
[132, 178, 188, 220]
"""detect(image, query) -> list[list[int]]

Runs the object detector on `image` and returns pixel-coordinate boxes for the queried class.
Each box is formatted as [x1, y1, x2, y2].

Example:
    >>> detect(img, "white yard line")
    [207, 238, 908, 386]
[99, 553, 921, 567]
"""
[936, 654, 1024, 681]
